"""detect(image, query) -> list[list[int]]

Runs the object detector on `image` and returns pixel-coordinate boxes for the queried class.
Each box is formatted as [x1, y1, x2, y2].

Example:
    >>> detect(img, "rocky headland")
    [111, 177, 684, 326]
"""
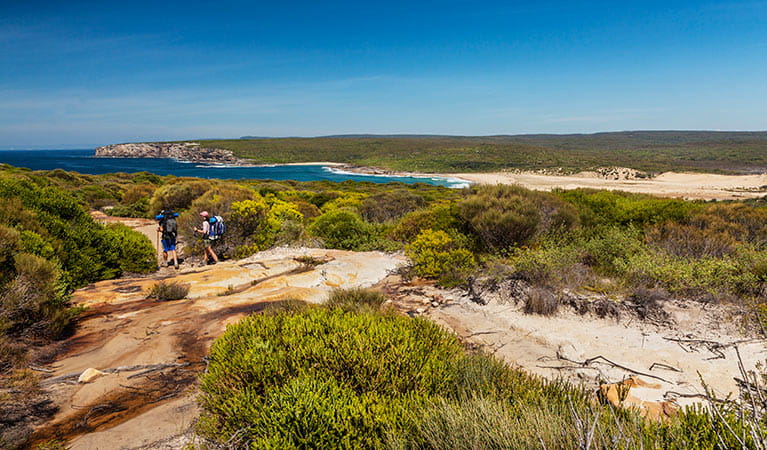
[94, 142, 241, 165]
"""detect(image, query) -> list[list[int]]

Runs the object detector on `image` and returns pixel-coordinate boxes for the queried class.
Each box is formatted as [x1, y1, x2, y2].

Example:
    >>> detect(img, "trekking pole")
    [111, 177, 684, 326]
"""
[156, 229, 162, 266]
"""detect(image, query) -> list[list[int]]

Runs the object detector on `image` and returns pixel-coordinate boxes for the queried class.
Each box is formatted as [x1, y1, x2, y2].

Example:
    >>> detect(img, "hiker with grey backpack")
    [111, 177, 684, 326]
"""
[156, 210, 180, 269]
[195, 211, 225, 265]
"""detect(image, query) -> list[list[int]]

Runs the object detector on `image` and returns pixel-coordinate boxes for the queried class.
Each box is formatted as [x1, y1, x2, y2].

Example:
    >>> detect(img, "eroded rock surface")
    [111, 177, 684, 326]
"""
[32, 247, 406, 449]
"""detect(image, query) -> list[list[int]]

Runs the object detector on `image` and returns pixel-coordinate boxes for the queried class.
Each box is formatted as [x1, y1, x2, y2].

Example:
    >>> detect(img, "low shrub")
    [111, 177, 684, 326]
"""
[390, 202, 463, 243]
[558, 189, 696, 229]
[105, 224, 156, 273]
[197, 305, 764, 448]
[0, 253, 76, 339]
[507, 240, 591, 287]
[105, 198, 149, 218]
[323, 287, 387, 314]
[145, 280, 190, 301]
[319, 192, 366, 212]
[523, 287, 559, 316]
[308, 209, 374, 250]
[198, 307, 465, 446]
[148, 179, 213, 213]
[616, 251, 761, 298]
[458, 185, 578, 253]
[581, 226, 645, 274]
[405, 229, 474, 284]
[647, 221, 738, 258]
[360, 190, 425, 223]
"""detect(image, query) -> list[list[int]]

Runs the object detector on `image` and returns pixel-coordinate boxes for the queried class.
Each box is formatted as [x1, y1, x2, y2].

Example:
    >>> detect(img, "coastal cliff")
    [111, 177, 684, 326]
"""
[94, 142, 240, 164]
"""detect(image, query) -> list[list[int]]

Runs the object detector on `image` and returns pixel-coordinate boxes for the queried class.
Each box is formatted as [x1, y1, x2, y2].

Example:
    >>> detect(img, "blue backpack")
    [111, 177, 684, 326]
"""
[209, 215, 226, 239]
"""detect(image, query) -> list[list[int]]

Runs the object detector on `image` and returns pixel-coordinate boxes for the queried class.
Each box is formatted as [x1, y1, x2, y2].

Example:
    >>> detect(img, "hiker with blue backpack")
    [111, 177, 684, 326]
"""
[195, 211, 225, 265]
[156, 210, 180, 269]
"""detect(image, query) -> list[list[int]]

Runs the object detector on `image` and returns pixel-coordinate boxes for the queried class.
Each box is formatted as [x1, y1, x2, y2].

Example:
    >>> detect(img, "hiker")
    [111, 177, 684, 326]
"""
[195, 211, 220, 265]
[156, 210, 180, 269]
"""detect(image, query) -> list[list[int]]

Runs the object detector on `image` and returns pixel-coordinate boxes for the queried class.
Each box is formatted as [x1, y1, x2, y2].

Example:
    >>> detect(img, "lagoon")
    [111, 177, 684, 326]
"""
[0, 149, 468, 188]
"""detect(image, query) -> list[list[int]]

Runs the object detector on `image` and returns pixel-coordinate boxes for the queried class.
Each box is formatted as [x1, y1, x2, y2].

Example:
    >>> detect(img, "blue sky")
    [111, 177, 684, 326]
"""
[1, 0, 766, 148]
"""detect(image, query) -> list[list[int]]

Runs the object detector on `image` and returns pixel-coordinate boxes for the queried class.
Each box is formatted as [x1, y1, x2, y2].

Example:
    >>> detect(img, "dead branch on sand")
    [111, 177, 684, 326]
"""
[543, 352, 673, 384]
[662, 337, 757, 360]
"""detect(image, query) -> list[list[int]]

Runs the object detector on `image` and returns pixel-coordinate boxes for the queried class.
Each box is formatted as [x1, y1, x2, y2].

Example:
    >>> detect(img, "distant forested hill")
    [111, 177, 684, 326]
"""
[186, 131, 767, 174]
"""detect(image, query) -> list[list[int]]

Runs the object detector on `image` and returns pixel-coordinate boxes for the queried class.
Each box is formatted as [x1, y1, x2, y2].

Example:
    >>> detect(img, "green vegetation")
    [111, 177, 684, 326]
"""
[405, 229, 474, 285]
[0, 171, 156, 353]
[2, 162, 767, 447]
[191, 131, 767, 174]
[0, 166, 159, 448]
[197, 290, 765, 448]
[5, 163, 765, 315]
[11, 162, 763, 316]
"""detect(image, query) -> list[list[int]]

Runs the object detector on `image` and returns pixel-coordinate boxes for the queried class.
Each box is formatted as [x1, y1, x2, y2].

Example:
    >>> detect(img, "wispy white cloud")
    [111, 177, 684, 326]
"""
[542, 108, 667, 124]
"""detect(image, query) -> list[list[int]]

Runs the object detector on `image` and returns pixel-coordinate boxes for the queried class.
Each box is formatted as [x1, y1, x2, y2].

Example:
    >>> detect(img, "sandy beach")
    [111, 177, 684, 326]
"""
[436, 170, 767, 200]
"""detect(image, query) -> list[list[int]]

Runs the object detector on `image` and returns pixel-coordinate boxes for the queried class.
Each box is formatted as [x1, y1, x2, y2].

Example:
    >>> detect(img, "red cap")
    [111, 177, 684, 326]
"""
[200, 211, 209, 217]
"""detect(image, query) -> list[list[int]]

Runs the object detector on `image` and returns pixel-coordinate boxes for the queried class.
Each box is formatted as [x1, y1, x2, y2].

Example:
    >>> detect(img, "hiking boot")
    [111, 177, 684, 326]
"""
[174, 263, 179, 269]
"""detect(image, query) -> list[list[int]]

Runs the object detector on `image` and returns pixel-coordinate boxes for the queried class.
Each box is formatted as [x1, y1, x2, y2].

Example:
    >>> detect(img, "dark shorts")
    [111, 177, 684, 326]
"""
[161, 238, 176, 252]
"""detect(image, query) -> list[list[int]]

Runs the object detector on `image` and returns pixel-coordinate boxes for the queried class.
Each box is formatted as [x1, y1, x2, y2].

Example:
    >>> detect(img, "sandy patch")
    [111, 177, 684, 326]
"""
[379, 278, 766, 411]
[445, 170, 767, 200]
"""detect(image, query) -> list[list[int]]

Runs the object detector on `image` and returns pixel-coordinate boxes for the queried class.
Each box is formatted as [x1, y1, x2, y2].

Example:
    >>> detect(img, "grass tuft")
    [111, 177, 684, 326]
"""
[145, 280, 190, 302]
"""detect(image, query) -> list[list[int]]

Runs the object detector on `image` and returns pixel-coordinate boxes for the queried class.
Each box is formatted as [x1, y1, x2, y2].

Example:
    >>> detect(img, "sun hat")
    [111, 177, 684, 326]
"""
[200, 211, 209, 217]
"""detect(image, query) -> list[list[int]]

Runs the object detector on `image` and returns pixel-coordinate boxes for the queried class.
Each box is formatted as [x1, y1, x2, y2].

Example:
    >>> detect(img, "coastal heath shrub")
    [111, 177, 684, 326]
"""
[558, 189, 695, 229]
[308, 209, 373, 250]
[148, 179, 213, 213]
[646, 221, 737, 259]
[0, 253, 76, 339]
[0, 225, 20, 285]
[323, 287, 387, 314]
[145, 280, 190, 301]
[360, 190, 425, 223]
[197, 307, 465, 445]
[616, 251, 760, 297]
[265, 196, 304, 246]
[510, 246, 589, 289]
[120, 183, 155, 206]
[228, 196, 306, 256]
[228, 196, 270, 251]
[390, 202, 463, 242]
[319, 192, 367, 212]
[693, 203, 767, 246]
[405, 229, 474, 281]
[458, 185, 578, 253]
[239, 376, 398, 449]
[178, 184, 254, 257]
[581, 226, 645, 274]
[105, 223, 156, 273]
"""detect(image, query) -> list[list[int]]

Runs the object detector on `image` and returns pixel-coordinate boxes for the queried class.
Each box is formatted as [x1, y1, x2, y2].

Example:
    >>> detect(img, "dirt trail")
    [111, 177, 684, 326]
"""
[90, 211, 181, 265]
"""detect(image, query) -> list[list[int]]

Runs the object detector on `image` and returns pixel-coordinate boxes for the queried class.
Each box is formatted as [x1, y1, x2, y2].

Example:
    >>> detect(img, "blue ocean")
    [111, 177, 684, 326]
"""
[0, 149, 469, 188]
